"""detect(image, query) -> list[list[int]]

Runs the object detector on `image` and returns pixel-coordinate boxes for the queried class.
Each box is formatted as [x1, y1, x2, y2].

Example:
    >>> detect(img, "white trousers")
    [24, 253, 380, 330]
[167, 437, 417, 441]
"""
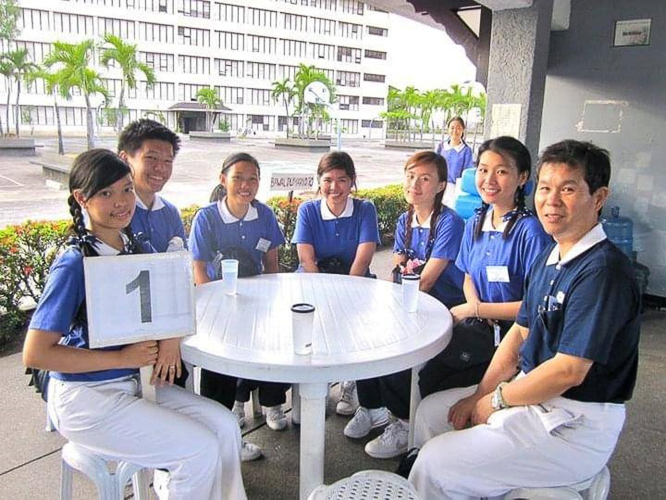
[409, 385, 625, 500]
[48, 375, 246, 500]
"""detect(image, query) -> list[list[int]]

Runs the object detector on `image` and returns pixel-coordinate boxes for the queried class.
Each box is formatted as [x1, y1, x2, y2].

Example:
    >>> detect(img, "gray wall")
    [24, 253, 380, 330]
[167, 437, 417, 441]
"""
[540, 0, 666, 296]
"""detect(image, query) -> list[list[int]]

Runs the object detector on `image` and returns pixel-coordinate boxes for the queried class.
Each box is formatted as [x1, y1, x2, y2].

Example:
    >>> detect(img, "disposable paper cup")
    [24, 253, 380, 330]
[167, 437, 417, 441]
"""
[221, 259, 239, 295]
[292, 303, 315, 355]
[402, 274, 420, 313]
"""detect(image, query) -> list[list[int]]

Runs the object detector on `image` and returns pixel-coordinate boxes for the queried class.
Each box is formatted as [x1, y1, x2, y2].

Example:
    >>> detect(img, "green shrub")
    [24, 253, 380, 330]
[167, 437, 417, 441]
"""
[180, 204, 200, 236]
[266, 196, 304, 272]
[0, 220, 70, 343]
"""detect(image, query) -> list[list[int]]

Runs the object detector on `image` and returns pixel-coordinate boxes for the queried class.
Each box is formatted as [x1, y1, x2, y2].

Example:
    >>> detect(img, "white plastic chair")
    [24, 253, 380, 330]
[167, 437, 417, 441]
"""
[504, 465, 611, 500]
[307, 470, 420, 499]
[60, 442, 151, 500]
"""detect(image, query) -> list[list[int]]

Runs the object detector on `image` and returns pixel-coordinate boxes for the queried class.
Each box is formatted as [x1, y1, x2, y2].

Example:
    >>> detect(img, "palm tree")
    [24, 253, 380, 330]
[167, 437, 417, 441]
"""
[293, 63, 335, 138]
[99, 33, 155, 133]
[0, 60, 12, 136]
[271, 78, 296, 138]
[1, 48, 37, 137]
[44, 39, 108, 150]
[195, 87, 222, 132]
[26, 66, 66, 154]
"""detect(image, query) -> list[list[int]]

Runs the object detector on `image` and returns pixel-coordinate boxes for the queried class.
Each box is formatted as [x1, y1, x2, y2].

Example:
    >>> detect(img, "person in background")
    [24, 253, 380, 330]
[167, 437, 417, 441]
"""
[436, 117, 475, 207]
[409, 140, 640, 499]
[189, 152, 286, 462]
[291, 151, 381, 417]
[22, 149, 246, 500]
[343, 151, 465, 459]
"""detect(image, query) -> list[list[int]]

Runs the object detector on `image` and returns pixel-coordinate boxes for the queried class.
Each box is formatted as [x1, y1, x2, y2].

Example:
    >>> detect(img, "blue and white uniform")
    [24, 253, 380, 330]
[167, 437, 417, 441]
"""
[436, 141, 474, 184]
[394, 208, 465, 308]
[291, 197, 381, 273]
[131, 194, 186, 253]
[411, 224, 639, 499]
[189, 199, 285, 280]
[456, 209, 552, 304]
[32, 239, 246, 500]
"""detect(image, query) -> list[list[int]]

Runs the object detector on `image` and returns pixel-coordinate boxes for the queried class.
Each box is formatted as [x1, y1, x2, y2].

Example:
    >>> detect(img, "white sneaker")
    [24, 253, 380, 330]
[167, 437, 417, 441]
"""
[343, 406, 390, 439]
[265, 404, 288, 431]
[291, 391, 301, 426]
[153, 469, 169, 499]
[336, 380, 359, 416]
[365, 419, 409, 459]
[232, 401, 246, 428]
[241, 440, 262, 462]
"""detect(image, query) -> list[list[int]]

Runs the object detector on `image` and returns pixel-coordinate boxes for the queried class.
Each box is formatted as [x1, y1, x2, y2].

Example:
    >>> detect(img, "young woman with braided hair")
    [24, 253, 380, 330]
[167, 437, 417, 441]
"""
[417, 136, 552, 400]
[23, 149, 246, 500]
[342, 151, 466, 459]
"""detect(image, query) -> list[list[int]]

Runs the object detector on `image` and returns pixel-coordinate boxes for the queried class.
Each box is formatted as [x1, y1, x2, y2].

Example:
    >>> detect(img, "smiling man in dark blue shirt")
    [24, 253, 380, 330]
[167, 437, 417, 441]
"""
[409, 140, 640, 499]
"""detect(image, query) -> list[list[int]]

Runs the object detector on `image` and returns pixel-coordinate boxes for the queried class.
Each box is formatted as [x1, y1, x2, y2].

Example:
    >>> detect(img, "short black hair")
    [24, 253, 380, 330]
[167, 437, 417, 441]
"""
[117, 119, 180, 157]
[538, 140, 611, 194]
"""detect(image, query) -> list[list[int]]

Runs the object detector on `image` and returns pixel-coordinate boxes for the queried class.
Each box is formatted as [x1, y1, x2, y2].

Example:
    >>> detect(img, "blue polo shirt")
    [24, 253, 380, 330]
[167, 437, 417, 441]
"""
[436, 141, 474, 183]
[394, 207, 465, 307]
[516, 224, 640, 403]
[456, 210, 551, 304]
[29, 240, 143, 382]
[291, 197, 381, 272]
[131, 194, 186, 253]
[189, 199, 285, 280]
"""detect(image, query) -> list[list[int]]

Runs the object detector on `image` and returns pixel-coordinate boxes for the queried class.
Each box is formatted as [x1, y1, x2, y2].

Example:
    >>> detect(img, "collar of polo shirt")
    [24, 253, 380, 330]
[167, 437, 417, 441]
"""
[217, 198, 259, 223]
[546, 223, 607, 267]
[320, 197, 354, 220]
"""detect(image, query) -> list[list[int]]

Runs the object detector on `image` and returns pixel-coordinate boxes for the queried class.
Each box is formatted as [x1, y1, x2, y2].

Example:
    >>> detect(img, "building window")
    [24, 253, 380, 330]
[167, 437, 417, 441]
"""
[340, 118, 358, 134]
[218, 3, 244, 22]
[338, 95, 359, 111]
[247, 7, 277, 27]
[142, 81, 175, 100]
[367, 26, 388, 37]
[178, 55, 210, 74]
[365, 49, 387, 60]
[215, 58, 243, 77]
[337, 46, 362, 64]
[317, 67, 335, 82]
[19, 8, 50, 31]
[282, 12, 307, 31]
[53, 13, 94, 35]
[339, 0, 364, 15]
[280, 39, 307, 58]
[139, 22, 174, 43]
[13, 41, 51, 64]
[310, 16, 335, 36]
[310, 42, 334, 61]
[336, 70, 360, 88]
[278, 65, 298, 80]
[338, 21, 362, 40]
[363, 73, 385, 83]
[247, 88, 271, 106]
[215, 85, 244, 104]
[247, 34, 277, 54]
[248, 114, 274, 132]
[141, 51, 174, 72]
[178, 82, 207, 101]
[362, 119, 384, 128]
[98, 17, 136, 39]
[177, 26, 210, 46]
[177, 0, 210, 18]
[217, 31, 244, 50]
[362, 96, 384, 106]
[246, 61, 276, 80]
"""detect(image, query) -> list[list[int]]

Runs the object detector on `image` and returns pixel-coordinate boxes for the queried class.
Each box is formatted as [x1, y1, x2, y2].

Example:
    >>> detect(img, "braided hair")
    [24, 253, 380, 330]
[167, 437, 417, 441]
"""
[210, 152, 261, 202]
[473, 136, 533, 241]
[403, 151, 448, 253]
[68, 149, 140, 256]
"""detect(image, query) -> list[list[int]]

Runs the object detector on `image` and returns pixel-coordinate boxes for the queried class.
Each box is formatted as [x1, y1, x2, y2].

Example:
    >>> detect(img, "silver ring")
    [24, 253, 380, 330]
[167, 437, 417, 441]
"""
[169, 366, 176, 370]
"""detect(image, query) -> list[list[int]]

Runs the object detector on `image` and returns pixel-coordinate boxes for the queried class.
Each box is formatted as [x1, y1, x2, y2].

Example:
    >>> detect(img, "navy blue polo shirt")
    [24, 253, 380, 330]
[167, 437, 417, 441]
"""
[516, 225, 640, 403]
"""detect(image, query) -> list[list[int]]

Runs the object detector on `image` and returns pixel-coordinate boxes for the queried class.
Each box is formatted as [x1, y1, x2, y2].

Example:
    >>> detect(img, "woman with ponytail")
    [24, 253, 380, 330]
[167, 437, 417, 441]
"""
[342, 151, 465, 460]
[22, 149, 246, 500]
[417, 136, 552, 399]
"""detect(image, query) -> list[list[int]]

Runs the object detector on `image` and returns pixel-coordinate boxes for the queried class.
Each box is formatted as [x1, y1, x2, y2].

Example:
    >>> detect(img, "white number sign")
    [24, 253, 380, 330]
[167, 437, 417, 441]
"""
[84, 251, 195, 348]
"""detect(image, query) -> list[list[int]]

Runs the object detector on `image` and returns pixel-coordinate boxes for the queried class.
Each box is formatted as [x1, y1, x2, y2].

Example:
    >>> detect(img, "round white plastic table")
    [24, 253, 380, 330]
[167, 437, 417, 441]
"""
[180, 273, 452, 499]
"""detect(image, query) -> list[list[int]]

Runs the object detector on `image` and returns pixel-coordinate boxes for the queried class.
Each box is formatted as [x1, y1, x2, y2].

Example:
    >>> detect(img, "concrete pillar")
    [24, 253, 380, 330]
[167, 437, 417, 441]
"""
[484, 0, 554, 162]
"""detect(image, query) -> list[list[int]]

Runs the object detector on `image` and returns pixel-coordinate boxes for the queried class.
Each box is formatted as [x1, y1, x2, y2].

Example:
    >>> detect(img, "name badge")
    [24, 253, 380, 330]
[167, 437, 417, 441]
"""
[486, 265, 510, 283]
[256, 237, 271, 253]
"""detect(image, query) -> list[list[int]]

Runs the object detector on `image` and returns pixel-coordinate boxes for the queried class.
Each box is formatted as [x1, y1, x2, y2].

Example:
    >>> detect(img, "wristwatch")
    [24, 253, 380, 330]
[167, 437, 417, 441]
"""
[491, 382, 510, 411]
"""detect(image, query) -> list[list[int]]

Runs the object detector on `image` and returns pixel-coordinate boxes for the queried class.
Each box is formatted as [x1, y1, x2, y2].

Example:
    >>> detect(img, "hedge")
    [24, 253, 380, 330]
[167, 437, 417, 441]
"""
[0, 184, 405, 344]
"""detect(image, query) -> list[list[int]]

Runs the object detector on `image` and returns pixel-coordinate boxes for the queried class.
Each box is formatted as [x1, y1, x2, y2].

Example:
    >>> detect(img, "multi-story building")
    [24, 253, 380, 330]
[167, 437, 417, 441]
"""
[1, 0, 390, 138]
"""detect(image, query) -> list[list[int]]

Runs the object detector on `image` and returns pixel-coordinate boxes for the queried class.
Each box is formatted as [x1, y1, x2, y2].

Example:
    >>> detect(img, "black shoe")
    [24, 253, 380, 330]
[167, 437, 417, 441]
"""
[395, 447, 419, 478]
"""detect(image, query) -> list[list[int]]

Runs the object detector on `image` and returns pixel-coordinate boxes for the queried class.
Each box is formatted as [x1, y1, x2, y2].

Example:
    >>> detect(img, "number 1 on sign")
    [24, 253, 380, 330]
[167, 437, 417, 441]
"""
[126, 270, 152, 323]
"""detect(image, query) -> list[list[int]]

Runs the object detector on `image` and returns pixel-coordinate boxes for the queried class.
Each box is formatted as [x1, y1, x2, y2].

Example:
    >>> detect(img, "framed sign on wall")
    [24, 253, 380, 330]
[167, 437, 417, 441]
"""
[614, 19, 651, 47]
[84, 251, 195, 348]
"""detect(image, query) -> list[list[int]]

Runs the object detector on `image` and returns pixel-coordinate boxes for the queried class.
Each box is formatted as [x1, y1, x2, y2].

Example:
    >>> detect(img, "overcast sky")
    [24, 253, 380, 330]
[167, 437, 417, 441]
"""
[387, 14, 477, 91]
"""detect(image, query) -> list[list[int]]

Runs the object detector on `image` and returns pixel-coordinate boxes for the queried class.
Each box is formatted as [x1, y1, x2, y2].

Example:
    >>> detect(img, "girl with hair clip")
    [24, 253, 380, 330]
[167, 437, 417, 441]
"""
[188, 152, 287, 461]
[436, 117, 475, 206]
[417, 136, 552, 399]
[343, 151, 466, 459]
[291, 151, 381, 416]
[22, 149, 246, 500]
